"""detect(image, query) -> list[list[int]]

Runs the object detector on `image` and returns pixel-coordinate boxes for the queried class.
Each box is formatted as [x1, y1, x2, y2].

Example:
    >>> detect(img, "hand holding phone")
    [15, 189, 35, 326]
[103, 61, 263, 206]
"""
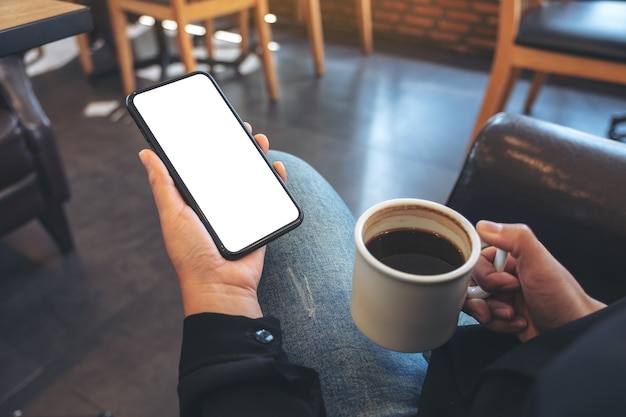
[139, 148, 267, 318]
[127, 72, 302, 259]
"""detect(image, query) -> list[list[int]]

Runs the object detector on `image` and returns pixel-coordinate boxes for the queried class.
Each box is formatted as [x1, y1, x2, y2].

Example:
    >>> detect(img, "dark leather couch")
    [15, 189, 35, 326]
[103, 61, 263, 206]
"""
[447, 113, 626, 304]
[0, 55, 73, 254]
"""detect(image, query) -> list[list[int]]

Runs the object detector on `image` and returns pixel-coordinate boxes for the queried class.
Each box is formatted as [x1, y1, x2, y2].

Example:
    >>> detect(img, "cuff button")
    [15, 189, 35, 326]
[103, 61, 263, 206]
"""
[254, 329, 274, 344]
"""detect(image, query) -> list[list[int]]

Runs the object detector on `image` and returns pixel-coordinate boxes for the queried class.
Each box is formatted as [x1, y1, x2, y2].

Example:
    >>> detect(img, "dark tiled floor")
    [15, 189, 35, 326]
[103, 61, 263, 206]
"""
[2, 25, 626, 417]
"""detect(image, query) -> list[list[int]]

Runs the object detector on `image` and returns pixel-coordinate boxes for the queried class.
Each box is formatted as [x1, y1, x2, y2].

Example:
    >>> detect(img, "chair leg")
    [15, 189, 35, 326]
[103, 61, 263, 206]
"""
[239, 10, 250, 57]
[305, 0, 325, 76]
[524, 71, 547, 114]
[498, 67, 521, 111]
[175, 22, 197, 72]
[467, 59, 517, 156]
[296, 0, 305, 22]
[107, 0, 136, 94]
[254, 0, 279, 99]
[40, 204, 74, 254]
[154, 23, 172, 81]
[204, 19, 215, 60]
[75, 33, 94, 75]
[357, 0, 373, 54]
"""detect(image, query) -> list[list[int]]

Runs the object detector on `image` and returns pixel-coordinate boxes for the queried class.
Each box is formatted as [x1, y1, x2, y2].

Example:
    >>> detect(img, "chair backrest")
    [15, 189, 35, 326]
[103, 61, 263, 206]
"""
[468, 0, 626, 150]
[447, 113, 626, 304]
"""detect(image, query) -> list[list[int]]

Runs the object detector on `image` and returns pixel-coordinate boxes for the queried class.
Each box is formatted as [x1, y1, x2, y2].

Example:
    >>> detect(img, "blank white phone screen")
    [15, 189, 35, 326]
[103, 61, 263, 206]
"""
[132, 73, 300, 254]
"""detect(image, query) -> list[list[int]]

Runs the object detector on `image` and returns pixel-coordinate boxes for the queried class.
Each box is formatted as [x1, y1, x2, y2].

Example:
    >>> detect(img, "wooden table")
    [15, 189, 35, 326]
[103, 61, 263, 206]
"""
[0, 0, 93, 58]
[0, 0, 93, 215]
[0, 0, 93, 137]
[0, 0, 93, 114]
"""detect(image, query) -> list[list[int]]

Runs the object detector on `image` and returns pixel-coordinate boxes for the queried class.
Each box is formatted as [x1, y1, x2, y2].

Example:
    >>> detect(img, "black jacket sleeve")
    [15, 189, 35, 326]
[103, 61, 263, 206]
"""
[418, 297, 626, 417]
[178, 313, 326, 417]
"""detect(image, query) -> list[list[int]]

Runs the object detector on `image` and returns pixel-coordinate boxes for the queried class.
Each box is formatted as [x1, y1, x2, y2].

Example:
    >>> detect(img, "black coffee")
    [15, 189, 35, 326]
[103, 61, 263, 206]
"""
[366, 228, 464, 275]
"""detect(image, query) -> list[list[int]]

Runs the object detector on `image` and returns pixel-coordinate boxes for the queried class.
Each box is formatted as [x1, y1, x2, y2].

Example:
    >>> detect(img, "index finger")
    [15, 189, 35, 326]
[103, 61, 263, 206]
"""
[471, 250, 520, 293]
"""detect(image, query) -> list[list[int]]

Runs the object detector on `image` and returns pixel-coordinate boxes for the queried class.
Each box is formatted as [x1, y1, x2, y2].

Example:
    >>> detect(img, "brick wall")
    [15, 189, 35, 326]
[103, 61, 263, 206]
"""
[268, 0, 499, 56]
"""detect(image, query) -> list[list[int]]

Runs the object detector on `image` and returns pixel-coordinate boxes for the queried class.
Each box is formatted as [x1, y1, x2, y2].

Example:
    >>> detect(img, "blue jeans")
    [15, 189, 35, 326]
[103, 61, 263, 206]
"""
[259, 151, 428, 417]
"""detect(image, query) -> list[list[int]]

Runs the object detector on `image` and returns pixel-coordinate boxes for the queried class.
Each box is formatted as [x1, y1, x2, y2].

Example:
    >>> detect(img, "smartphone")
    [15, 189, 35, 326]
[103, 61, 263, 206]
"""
[126, 71, 302, 259]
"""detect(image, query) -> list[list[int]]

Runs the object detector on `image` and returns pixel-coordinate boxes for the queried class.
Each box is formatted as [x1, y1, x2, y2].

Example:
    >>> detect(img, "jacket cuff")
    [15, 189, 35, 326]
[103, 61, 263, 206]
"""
[179, 313, 283, 377]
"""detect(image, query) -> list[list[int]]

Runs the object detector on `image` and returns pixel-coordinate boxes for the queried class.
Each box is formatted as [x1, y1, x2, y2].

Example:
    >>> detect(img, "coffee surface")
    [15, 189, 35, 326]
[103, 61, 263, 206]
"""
[366, 228, 464, 275]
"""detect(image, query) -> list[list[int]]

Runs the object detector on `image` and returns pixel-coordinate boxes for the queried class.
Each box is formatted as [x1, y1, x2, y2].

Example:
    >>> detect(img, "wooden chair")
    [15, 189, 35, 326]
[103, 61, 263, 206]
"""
[469, 0, 626, 154]
[204, 0, 373, 77]
[106, 0, 279, 99]
[295, 0, 372, 76]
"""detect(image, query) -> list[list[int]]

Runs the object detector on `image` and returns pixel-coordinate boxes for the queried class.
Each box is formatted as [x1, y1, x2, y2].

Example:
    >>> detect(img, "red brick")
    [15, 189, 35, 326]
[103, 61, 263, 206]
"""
[486, 16, 499, 26]
[471, 1, 499, 14]
[374, 10, 403, 24]
[473, 25, 497, 38]
[438, 20, 471, 34]
[404, 15, 435, 28]
[430, 30, 460, 43]
[379, 0, 410, 12]
[467, 36, 496, 50]
[321, 3, 351, 14]
[414, 5, 444, 17]
[398, 26, 427, 37]
[448, 10, 481, 23]
[405, 0, 433, 5]
[448, 44, 471, 54]
[438, 0, 469, 10]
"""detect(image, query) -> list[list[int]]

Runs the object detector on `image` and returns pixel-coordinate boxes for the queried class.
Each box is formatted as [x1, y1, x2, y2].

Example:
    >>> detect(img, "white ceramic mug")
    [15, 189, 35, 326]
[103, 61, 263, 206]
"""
[350, 198, 481, 353]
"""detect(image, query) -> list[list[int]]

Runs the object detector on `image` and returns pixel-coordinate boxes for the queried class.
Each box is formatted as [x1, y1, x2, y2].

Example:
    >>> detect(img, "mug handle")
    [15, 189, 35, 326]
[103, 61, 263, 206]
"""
[466, 249, 508, 299]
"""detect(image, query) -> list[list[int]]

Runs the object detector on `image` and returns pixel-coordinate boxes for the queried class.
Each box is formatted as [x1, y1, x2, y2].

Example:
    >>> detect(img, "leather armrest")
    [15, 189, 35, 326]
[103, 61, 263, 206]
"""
[447, 113, 626, 303]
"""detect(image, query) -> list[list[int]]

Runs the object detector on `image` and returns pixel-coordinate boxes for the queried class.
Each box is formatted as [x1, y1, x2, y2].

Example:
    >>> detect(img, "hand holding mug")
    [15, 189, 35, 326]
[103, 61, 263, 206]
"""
[464, 221, 606, 342]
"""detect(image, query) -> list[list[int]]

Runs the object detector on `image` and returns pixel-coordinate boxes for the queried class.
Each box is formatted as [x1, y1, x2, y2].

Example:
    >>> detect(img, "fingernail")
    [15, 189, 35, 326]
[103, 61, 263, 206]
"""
[138, 150, 151, 169]
[477, 220, 503, 234]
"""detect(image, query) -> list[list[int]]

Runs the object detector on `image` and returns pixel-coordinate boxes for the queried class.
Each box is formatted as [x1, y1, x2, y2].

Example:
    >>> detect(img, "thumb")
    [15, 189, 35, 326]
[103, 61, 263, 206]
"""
[138, 148, 162, 181]
[476, 221, 549, 264]
[138, 149, 187, 216]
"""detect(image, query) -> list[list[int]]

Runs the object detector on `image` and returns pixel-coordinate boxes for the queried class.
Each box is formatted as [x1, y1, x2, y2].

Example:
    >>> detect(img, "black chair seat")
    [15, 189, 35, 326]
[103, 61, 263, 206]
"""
[517, 1, 626, 62]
